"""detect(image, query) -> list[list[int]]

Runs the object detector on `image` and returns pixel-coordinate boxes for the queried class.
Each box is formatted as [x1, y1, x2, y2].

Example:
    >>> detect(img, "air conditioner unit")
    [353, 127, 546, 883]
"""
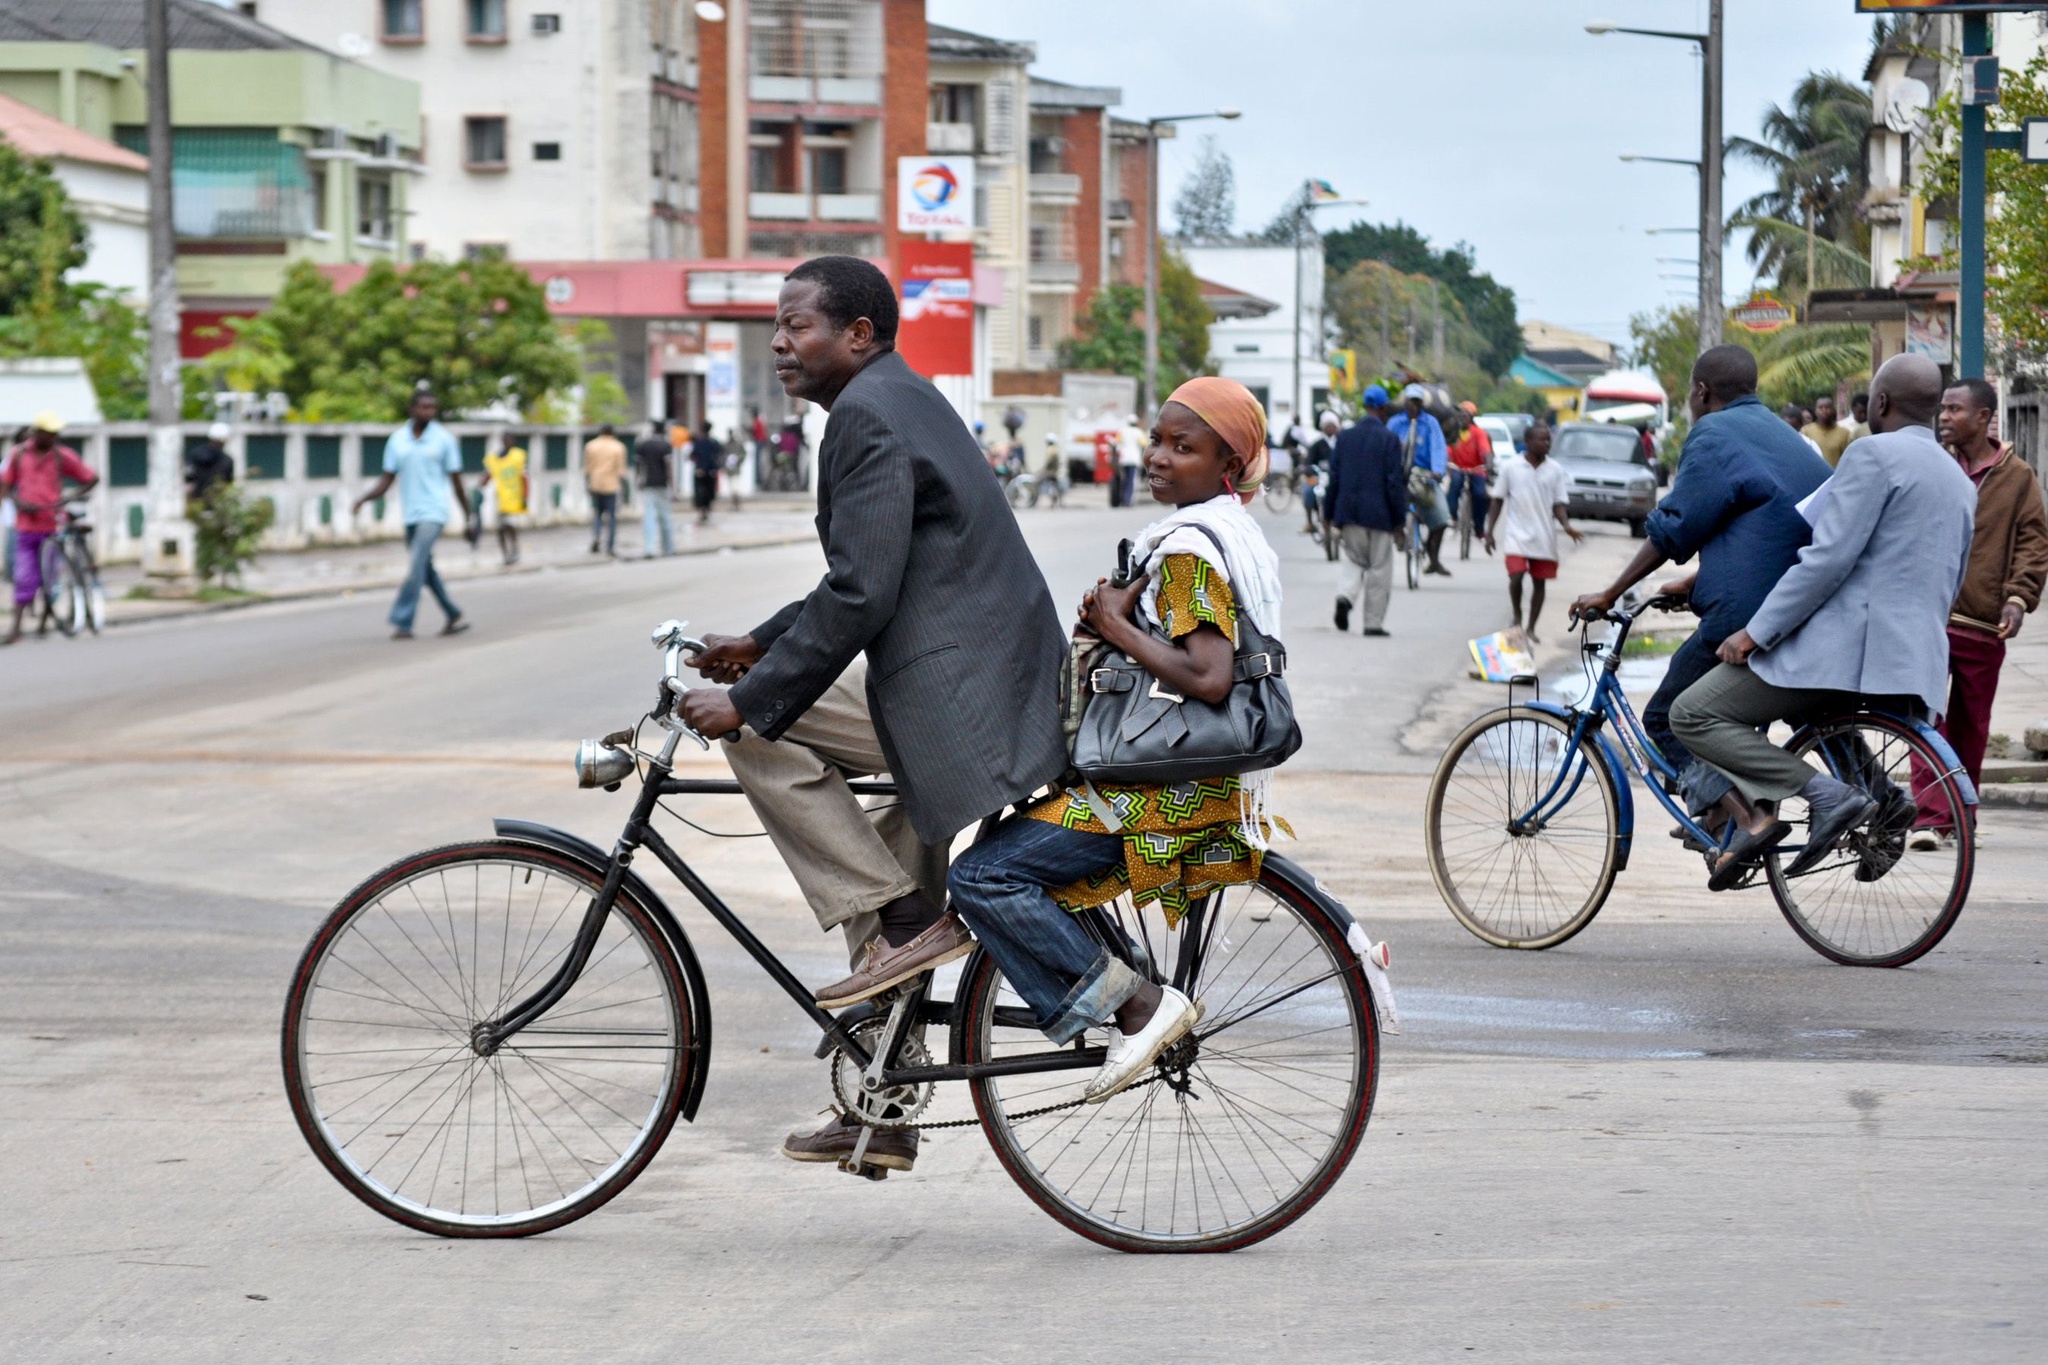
[373, 133, 398, 160]
[320, 125, 350, 151]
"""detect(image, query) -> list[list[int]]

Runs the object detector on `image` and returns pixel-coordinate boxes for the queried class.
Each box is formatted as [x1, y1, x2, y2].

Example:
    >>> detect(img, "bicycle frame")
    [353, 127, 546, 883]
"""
[474, 729, 1119, 1093]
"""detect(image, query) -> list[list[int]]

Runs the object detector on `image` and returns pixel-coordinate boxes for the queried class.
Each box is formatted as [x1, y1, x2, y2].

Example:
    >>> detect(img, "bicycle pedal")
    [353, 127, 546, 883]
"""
[836, 1157, 888, 1181]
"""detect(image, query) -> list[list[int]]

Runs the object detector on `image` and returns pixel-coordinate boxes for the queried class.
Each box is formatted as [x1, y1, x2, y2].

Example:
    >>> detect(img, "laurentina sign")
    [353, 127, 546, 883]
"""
[897, 157, 975, 232]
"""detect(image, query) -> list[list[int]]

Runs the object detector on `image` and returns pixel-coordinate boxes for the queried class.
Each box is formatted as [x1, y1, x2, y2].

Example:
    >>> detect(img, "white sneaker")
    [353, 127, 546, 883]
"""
[1084, 987, 1199, 1104]
[1906, 828, 1944, 852]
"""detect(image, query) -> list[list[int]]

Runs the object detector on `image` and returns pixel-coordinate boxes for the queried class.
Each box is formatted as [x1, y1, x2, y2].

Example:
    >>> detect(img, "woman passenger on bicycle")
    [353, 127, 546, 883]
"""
[949, 377, 1287, 1102]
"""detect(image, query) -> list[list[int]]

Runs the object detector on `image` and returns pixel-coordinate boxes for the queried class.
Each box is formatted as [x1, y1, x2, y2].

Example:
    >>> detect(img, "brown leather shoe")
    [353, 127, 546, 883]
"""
[780, 1111, 917, 1172]
[814, 914, 974, 1010]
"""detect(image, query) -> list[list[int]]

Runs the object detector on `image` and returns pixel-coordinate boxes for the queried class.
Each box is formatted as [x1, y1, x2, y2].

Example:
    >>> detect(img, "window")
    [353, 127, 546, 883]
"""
[108, 437, 148, 488]
[306, 436, 342, 480]
[532, 13, 561, 35]
[465, 117, 508, 169]
[533, 141, 561, 161]
[928, 83, 977, 126]
[382, 0, 423, 40]
[809, 146, 846, 195]
[467, 0, 506, 40]
[245, 435, 287, 481]
[358, 172, 393, 240]
[307, 162, 328, 233]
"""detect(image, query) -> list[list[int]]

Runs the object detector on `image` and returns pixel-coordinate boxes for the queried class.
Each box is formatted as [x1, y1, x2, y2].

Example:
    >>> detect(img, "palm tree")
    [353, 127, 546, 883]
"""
[1727, 72, 1872, 301]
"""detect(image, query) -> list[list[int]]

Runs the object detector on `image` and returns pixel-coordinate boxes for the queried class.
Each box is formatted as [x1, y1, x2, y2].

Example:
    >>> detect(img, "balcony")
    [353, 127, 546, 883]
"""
[749, 191, 881, 223]
[1028, 259, 1082, 287]
[750, 75, 882, 105]
[927, 122, 976, 154]
[1029, 172, 1082, 201]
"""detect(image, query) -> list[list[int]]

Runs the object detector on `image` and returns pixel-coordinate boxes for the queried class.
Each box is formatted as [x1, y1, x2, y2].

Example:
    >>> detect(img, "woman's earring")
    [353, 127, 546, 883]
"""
[1224, 474, 1236, 496]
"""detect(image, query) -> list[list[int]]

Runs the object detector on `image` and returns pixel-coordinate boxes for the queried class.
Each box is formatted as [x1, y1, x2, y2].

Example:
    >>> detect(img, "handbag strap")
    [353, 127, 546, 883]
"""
[1100, 522, 1284, 691]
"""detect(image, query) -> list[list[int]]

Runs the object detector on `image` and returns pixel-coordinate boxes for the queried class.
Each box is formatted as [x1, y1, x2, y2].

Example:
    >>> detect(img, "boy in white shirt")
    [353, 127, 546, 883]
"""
[1484, 423, 1583, 642]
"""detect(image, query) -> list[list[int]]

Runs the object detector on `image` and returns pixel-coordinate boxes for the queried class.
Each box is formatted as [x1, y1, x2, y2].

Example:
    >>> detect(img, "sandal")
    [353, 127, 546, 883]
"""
[1706, 820, 1791, 892]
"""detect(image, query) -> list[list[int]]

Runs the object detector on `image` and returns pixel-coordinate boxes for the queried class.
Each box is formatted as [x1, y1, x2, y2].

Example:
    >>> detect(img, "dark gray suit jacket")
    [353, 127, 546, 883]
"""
[728, 350, 1068, 843]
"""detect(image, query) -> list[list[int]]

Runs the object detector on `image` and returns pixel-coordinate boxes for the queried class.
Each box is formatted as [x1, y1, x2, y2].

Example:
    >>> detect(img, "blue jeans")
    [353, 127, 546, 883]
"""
[390, 521, 460, 632]
[590, 492, 618, 553]
[1642, 628, 1732, 815]
[948, 818, 1138, 1045]
[642, 493, 675, 556]
[1446, 469, 1489, 529]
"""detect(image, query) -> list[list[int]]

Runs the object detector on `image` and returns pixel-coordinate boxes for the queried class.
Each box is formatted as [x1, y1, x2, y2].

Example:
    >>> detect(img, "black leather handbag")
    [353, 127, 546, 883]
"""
[1070, 525, 1302, 785]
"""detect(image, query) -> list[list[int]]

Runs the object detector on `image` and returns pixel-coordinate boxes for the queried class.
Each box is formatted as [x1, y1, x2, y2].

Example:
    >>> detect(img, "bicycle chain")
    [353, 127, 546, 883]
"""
[891, 1075, 1159, 1132]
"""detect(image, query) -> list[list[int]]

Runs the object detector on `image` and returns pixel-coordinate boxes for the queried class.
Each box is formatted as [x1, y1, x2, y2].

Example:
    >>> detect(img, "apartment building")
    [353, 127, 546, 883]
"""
[925, 23, 1029, 370]
[1021, 75, 1119, 368]
[253, 0, 699, 261]
[0, 0, 422, 350]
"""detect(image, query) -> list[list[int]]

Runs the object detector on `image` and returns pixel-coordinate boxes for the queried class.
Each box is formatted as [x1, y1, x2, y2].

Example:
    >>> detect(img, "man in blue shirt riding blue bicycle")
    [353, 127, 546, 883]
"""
[1570, 346, 1831, 830]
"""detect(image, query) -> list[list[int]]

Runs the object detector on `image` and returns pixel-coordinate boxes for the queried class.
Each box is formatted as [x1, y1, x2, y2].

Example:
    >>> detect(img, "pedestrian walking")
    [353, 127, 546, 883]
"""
[1801, 395, 1853, 468]
[634, 420, 676, 556]
[1484, 422, 1582, 643]
[1326, 385, 1408, 637]
[1908, 377, 2048, 847]
[481, 433, 529, 566]
[185, 422, 236, 507]
[583, 423, 627, 555]
[690, 426, 725, 525]
[1848, 391, 1872, 442]
[1115, 413, 1146, 508]
[1, 412, 97, 645]
[1388, 384, 1452, 576]
[1781, 403, 1826, 460]
[352, 389, 470, 641]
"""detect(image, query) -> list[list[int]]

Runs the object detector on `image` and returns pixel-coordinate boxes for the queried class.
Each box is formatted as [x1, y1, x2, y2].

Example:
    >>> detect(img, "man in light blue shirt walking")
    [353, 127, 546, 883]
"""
[1387, 383, 1452, 576]
[352, 388, 472, 639]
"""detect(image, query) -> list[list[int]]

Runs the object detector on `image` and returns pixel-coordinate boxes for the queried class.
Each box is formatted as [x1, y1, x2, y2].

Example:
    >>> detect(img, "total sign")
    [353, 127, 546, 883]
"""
[897, 156, 975, 232]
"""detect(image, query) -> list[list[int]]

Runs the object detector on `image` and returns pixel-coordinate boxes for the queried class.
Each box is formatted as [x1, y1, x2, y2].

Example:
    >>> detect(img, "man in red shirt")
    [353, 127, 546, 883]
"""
[1, 411, 97, 644]
[1445, 401, 1493, 552]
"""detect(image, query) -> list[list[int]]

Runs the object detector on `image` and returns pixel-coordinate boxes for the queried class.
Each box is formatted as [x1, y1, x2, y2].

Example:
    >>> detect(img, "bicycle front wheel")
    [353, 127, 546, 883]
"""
[1764, 714, 1974, 966]
[37, 536, 80, 637]
[1427, 708, 1621, 949]
[282, 841, 692, 1237]
[961, 860, 1377, 1253]
[1405, 519, 1421, 590]
[1263, 479, 1295, 513]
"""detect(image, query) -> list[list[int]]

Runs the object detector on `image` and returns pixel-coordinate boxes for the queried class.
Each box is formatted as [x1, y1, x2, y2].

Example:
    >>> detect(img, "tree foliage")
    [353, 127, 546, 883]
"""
[1914, 49, 2048, 372]
[1057, 248, 1213, 395]
[1172, 136, 1236, 242]
[0, 142, 85, 316]
[195, 258, 584, 421]
[191, 480, 275, 587]
[1321, 220, 1520, 376]
[1326, 258, 1499, 399]
[1629, 303, 1866, 415]
[1726, 72, 1872, 300]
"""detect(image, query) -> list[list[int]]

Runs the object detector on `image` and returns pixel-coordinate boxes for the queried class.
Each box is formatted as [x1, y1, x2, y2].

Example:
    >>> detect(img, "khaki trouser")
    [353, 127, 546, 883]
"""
[722, 661, 950, 965]
[1336, 525, 1396, 630]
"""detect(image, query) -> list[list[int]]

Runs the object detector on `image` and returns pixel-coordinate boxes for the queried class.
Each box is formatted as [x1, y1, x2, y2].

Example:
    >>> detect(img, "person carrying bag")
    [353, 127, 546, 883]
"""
[950, 377, 1299, 1104]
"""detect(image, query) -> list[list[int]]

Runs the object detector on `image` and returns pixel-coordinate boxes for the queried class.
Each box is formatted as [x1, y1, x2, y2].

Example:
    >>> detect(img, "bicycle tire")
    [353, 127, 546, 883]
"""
[961, 858, 1377, 1253]
[1426, 708, 1622, 949]
[1404, 518, 1421, 591]
[1263, 479, 1295, 514]
[1457, 498, 1473, 561]
[1763, 713, 1974, 967]
[282, 840, 691, 1237]
[67, 537, 103, 634]
[37, 535, 79, 637]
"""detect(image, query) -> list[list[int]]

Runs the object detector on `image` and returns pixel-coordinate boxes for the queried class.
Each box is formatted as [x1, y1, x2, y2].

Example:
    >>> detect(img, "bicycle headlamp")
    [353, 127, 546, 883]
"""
[574, 737, 636, 790]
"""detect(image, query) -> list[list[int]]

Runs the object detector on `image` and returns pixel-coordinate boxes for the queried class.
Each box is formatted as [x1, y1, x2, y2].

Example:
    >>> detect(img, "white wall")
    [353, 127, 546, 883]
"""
[59, 159, 148, 299]
[1183, 241, 1324, 428]
[257, 0, 686, 262]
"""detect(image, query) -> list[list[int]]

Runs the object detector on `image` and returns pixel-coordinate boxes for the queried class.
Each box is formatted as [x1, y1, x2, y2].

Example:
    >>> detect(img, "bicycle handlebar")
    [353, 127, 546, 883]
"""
[650, 619, 742, 746]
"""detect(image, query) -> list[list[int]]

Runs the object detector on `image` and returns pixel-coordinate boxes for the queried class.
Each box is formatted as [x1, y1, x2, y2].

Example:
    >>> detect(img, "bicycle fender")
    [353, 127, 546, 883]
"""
[1509, 702, 1636, 872]
[492, 818, 714, 1121]
[1783, 715, 1980, 807]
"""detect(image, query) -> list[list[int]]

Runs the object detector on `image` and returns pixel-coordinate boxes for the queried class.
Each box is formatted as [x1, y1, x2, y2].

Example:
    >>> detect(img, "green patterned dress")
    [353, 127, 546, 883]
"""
[1023, 553, 1283, 925]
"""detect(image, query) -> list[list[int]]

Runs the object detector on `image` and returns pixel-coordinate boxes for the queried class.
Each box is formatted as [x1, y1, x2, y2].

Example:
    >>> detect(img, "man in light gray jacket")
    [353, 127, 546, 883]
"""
[1670, 353, 1976, 887]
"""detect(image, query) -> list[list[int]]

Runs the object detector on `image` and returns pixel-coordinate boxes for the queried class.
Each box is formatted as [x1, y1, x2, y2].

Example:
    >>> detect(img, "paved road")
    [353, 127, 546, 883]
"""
[3, 497, 2044, 1361]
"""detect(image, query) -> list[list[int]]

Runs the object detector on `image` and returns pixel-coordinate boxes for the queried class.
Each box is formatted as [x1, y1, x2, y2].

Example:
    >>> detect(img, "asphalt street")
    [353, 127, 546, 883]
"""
[2, 496, 2044, 1362]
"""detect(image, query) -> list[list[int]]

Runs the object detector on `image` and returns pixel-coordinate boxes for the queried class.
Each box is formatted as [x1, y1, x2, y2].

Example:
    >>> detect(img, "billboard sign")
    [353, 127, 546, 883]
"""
[1729, 293, 1797, 335]
[897, 156, 975, 232]
[896, 240, 975, 378]
[1854, 3, 2048, 11]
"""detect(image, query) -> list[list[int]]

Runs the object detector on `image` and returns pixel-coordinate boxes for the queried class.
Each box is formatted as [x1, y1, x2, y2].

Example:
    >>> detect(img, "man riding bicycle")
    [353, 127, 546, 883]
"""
[1388, 383, 1451, 577]
[674, 256, 1067, 1172]
[1445, 401, 1492, 545]
[1, 411, 97, 645]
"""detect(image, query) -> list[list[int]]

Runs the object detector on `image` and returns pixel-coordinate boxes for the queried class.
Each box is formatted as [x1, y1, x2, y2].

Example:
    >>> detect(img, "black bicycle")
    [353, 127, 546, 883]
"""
[282, 622, 1383, 1252]
[27, 497, 106, 637]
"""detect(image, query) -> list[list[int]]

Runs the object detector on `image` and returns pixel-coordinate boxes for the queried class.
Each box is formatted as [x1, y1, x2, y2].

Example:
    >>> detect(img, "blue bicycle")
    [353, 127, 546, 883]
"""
[1424, 596, 1977, 967]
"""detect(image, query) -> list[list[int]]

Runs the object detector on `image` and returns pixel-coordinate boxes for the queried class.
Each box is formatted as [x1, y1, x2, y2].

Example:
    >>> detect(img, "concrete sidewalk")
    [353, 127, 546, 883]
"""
[94, 495, 823, 627]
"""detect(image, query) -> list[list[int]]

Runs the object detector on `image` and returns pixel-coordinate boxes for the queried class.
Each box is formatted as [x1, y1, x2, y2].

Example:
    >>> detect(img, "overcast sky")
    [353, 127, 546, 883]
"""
[929, 0, 1876, 351]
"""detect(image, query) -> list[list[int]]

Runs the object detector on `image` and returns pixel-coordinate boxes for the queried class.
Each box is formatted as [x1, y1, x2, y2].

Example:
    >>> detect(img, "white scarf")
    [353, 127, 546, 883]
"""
[1127, 494, 1287, 850]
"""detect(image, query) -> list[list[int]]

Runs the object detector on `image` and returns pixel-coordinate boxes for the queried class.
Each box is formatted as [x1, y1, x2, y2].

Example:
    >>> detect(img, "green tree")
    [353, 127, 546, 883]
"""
[191, 481, 275, 588]
[1057, 248, 1214, 396]
[1321, 220, 1520, 376]
[1327, 258, 1496, 396]
[196, 257, 584, 421]
[1628, 302, 1864, 417]
[1913, 49, 2048, 370]
[0, 142, 85, 316]
[1727, 72, 1872, 301]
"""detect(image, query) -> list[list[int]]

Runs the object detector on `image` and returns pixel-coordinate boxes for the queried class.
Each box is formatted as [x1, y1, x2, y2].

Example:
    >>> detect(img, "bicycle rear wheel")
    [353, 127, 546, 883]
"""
[1764, 714, 1974, 966]
[961, 859, 1377, 1253]
[1263, 478, 1295, 514]
[1404, 517, 1421, 590]
[1427, 708, 1621, 949]
[282, 841, 691, 1236]
[37, 536, 80, 637]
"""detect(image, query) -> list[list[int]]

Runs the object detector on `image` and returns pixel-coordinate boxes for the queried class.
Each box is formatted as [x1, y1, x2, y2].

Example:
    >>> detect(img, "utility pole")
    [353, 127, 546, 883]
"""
[1430, 278, 1444, 374]
[143, 0, 193, 587]
[1140, 109, 1239, 422]
[1959, 12, 1990, 377]
[1700, 0, 1723, 350]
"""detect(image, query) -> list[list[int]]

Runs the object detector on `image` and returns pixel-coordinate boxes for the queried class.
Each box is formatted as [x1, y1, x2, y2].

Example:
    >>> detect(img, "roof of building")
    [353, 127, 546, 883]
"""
[1198, 276, 1280, 320]
[927, 23, 1033, 65]
[0, 0, 326, 53]
[0, 90, 145, 170]
[1029, 76, 1121, 111]
[1509, 355, 1583, 390]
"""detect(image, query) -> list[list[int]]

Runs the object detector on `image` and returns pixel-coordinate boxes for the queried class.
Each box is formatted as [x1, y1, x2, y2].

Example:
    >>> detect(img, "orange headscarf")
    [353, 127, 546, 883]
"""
[1165, 376, 1269, 502]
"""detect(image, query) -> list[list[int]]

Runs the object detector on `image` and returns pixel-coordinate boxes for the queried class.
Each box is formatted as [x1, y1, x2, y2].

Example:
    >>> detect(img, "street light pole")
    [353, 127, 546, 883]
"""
[1589, 4, 1724, 352]
[1141, 108, 1239, 423]
[143, 0, 193, 587]
[1290, 189, 1366, 425]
